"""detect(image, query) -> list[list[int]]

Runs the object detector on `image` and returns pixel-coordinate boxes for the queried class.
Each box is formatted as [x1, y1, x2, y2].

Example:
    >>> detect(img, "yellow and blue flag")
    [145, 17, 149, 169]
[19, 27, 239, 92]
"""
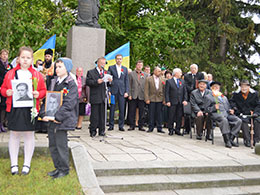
[33, 35, 56, 64]
[104, 42, 130, 70]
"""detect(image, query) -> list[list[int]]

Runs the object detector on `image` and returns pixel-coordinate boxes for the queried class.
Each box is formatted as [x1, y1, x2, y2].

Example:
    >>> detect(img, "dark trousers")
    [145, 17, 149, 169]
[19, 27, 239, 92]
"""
[195, 115, 212, 136]
[109, 93, 125, 129]
[90, 103, 105, 135]
[48, 123, 69, 173]
[241, 120, 260, 142]
[128, 98, 145, 128]
[168, 103, 183, 132]
[149, 102, 162, 131]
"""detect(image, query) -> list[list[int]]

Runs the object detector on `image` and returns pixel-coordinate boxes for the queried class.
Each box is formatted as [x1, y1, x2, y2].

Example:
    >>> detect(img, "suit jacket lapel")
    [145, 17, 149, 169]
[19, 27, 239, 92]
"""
[133, 71, 139, 85]
[151, 76, 156, 91]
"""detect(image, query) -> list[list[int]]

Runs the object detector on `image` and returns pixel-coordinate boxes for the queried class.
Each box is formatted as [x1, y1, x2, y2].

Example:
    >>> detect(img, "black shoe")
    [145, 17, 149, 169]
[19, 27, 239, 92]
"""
[90, 131, 97, 137]
[169, 129, 174, 136]
[196, 135, 202, 140]
[230, 134, 239, 147]
[75, 127, 82, 130]
[139, 127, 146, 131]
[175, 130, 182, 136]
[147, 129, 153, 132]
[119, 128, 125, 131]
[108, 127, 114, 131]
[128, 127, 135, 131]
[223, 134, 232, 148]
[244, 140, 251, 147]
[11, 165, 19, 175]
[99, 132, 106, 136]
[52, 171, 69, 179]
[183, 130, 189, 135]
[48, 169, 59, 177]
[206, 134, 213, 141]
[157, 130, 165, 133]
[21, 165, 30, 175]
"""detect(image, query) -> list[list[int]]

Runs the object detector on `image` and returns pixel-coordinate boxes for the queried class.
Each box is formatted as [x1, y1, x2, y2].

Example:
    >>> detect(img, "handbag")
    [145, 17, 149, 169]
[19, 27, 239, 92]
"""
[85, 103, 91, 116]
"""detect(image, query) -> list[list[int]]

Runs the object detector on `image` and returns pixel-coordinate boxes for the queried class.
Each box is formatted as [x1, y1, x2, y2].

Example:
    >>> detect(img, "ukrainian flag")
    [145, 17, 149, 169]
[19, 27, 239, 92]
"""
[104, 42, 130, 70]
[33, 35, 56, 64]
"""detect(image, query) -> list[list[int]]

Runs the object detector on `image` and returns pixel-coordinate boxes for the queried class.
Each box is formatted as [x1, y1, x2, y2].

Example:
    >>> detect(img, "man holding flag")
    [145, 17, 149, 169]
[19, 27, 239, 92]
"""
[108, 54, 129, 131]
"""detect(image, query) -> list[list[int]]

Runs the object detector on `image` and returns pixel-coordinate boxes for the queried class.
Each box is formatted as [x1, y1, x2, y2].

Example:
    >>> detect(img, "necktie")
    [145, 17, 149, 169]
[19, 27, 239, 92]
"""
[177, 79, 180, 88]
[100, 70, 103, 78]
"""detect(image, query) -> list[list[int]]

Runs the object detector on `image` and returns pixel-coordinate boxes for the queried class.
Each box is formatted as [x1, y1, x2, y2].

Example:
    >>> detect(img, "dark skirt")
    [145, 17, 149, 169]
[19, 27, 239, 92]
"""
[79, 103, 87, 116]
[7, 107, 36, 131]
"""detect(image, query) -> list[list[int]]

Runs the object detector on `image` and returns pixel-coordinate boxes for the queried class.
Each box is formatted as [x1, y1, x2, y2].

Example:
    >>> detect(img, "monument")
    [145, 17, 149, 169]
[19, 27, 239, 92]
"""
[66, 0, 105, 75]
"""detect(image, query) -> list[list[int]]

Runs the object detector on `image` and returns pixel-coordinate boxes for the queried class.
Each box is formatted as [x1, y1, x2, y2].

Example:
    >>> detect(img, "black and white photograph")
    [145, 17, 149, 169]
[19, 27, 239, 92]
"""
[11, 80, 33, 108]
[45, 91, 62, 118]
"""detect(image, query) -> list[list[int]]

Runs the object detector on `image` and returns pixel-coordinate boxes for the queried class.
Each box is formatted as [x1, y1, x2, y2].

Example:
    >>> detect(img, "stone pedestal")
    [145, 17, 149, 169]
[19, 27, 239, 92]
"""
[66, 26, 106, 76]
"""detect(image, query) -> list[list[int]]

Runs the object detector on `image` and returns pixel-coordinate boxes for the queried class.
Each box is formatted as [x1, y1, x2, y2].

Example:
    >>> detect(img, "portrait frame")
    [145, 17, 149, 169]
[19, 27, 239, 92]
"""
[45, 91, 63, 118]
[11, 79, 33, 108]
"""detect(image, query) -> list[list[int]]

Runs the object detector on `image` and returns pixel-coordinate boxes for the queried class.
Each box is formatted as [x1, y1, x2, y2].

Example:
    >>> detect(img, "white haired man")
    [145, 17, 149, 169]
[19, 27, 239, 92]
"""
[184, 64, 204, 134]
[165, 68, 188, 136]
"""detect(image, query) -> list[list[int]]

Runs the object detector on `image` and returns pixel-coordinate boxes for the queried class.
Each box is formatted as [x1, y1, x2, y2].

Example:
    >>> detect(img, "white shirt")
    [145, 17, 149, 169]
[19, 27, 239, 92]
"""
[116, 64, 122, 78]
[173, 77, 179, 85]
[153, 75, 159, 90]
[200, 91, 205, 97]
[57, 75, 67, 84]
[17, 69, 32, 80]
[96, 66, 103, 75]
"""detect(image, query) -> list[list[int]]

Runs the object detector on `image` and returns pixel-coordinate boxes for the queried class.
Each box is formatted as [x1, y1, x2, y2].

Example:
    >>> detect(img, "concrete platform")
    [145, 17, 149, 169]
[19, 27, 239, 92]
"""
[0, 121, 258, 163]
[1, 121, 260, 195]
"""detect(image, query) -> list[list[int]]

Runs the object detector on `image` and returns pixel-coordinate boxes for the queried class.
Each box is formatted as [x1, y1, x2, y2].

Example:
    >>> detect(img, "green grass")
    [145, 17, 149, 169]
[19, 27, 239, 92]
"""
[0, 156, 83, 195]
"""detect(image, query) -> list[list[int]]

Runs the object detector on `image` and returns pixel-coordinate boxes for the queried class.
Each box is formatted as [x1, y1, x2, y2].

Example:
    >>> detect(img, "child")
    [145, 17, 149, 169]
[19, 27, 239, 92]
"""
[40, 58, 78, 179]
[1, 46, 46, 175]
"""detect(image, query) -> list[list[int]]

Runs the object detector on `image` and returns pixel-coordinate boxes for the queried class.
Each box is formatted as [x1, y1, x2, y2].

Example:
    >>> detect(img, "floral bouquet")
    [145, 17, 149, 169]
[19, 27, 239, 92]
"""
[212, 90, 223, 114]
[31, 77, 38, 124]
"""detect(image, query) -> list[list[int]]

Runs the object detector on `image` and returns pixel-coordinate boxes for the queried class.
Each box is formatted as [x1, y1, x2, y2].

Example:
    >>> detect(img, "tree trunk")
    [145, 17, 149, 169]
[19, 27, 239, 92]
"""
[219, 33, 227, 62]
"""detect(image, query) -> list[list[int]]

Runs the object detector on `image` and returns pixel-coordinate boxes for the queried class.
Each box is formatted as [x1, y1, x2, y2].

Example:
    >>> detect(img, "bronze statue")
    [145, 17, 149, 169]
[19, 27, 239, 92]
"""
[76, 0, 101, 28]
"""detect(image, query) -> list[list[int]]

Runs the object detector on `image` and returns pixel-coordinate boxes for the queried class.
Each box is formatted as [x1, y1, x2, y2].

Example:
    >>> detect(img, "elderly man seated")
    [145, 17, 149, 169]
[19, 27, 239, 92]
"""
[205, 81, 241, 148]
[230, 80, 260, 147]
[190, 80, 212, 140]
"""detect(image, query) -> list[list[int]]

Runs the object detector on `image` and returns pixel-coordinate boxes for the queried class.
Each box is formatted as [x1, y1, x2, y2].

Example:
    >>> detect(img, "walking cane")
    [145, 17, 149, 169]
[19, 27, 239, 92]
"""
[250, 113, 254, 149]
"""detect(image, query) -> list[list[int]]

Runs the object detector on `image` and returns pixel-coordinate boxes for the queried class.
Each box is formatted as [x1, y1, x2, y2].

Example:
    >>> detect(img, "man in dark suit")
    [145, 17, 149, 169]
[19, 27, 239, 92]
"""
[183, 64, 204, 134]
[165, 68, 188, 136]
[86, 57, 112, 137]
[190, 80, 212, 140]
[128, 60, 148, 131]
[144, 67, 165, 133]
[230, 80, 260, 147]
[108, 54, 129, 131]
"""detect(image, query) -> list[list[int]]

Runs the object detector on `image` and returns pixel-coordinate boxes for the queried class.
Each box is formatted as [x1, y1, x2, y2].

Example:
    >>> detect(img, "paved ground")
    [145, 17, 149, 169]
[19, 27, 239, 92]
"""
[1, 121, 259, 163]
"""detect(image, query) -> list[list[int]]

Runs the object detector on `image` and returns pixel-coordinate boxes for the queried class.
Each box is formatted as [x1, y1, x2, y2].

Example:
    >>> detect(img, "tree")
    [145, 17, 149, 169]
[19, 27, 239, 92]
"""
[98, 0, 196, 70]
[0, 0, 76, 60]
[169, 0, 260, 93]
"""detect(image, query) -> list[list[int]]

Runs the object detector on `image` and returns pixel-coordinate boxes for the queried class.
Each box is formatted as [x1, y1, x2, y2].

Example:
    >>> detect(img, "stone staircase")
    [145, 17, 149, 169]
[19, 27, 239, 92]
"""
[93, 160, 260, 195]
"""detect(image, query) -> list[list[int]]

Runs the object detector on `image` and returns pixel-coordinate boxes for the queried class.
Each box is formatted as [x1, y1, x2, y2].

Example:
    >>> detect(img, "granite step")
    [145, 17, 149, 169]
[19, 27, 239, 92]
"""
[105, 185, 260, 195]
[98, 171, 260, 193]
[93, 159, 260, 176]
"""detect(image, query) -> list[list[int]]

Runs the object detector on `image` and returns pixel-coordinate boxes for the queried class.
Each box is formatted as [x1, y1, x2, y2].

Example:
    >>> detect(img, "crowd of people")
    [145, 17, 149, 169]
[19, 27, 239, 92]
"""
[86, 54, 260, 151]
[0, 47, 260, 178]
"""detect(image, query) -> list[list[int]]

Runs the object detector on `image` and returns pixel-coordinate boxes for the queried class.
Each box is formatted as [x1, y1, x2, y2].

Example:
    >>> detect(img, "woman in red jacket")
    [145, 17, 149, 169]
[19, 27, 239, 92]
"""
[1, 46, 46, 175]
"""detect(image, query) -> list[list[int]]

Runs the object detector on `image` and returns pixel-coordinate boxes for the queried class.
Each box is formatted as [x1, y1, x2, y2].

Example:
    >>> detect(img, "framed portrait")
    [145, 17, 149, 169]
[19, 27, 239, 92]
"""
[45, 91, 63, 119]
[11, 80, 33, 108]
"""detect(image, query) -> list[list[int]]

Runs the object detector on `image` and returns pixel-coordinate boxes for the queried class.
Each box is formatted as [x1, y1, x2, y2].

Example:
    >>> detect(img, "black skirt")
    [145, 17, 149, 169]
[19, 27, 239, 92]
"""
[79, 103, 87, 116]
[7, 107, 36, 131]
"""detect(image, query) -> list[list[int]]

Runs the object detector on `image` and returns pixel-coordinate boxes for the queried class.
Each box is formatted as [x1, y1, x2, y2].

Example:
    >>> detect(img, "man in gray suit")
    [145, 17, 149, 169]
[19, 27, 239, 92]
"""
[128, 60, 148, 131]
[190, 80, 212, 140]
[205, 81, 241, 148]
